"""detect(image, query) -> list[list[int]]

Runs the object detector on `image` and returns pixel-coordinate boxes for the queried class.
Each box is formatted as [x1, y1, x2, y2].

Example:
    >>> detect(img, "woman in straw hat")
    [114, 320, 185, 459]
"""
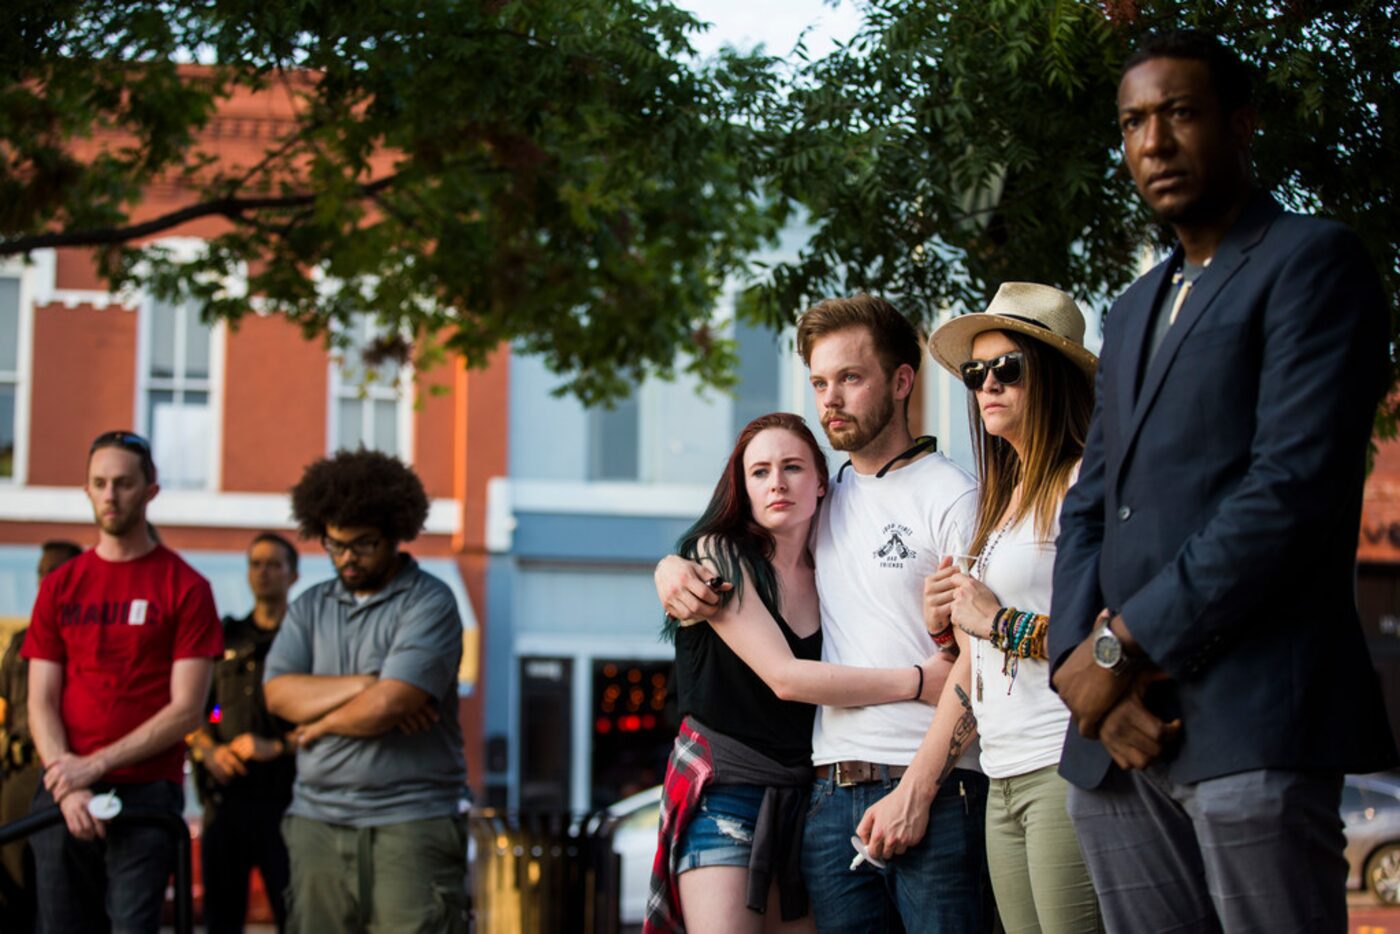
[925, 283, 1103, 933]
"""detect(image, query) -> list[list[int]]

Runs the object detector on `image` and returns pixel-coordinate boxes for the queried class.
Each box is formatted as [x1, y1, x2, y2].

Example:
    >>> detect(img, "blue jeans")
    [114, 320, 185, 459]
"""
[675, 783, 766, 872]
[801, 767, 991, 933]
[30, 780, 183, 934]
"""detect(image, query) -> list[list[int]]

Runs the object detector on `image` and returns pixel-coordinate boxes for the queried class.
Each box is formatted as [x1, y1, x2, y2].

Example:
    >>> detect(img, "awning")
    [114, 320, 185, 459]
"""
[1360, 439, 1400, 565]
[0, 546, 477, 693]
[1361, 498, 1400, 564]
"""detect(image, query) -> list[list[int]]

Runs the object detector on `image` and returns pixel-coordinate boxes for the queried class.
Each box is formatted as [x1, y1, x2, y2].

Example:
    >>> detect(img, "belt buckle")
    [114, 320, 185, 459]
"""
[834, 761, 859, 787]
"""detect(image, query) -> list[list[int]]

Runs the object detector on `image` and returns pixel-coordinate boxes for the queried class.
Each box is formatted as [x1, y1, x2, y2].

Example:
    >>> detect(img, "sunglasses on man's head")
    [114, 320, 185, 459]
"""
[959, 352, 1024, 391]
[88, 430, 151, 454]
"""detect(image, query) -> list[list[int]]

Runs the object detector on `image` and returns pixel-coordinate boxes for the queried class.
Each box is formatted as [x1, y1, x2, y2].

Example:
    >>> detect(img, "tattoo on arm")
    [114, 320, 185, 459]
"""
[937, 685, 978, 786]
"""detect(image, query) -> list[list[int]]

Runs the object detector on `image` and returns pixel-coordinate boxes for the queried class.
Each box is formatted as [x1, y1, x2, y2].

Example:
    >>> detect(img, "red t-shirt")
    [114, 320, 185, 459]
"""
[23, 545, 222, 784]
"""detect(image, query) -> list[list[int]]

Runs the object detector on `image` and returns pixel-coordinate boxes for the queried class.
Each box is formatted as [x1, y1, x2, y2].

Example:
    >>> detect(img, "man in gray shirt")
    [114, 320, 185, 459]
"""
[265, 450, 467, 933]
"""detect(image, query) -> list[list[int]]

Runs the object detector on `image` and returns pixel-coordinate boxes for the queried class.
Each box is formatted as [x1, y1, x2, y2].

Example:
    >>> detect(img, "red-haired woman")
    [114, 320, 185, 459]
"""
[645, 412, 943, 934]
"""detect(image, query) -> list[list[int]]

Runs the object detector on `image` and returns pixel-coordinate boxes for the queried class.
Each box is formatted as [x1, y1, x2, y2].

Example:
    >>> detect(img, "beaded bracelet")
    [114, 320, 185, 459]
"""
[1007, 614, 1049, 660]
[990, 606, 1052, 692]
[989, 606, 1013, 650]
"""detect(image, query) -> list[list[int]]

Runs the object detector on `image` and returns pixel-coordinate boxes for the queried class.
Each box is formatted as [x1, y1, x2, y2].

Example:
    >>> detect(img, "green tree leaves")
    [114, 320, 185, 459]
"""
[1, 0, 779, 404]
[1, 0, 1394, 413]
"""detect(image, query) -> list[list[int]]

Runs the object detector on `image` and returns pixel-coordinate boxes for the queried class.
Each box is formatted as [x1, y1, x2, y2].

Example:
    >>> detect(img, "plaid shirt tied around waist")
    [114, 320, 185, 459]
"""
[644, 716, 812, 933]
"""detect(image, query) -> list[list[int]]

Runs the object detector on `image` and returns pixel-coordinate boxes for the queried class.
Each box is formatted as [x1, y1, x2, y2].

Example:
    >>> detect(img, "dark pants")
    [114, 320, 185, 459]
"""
[202, 800, 291, 934]
[0, 761, 41, 933]
[1067, 766, 1347, 934]
[801, 767, 992, 933]
[29, 780, 183, 934]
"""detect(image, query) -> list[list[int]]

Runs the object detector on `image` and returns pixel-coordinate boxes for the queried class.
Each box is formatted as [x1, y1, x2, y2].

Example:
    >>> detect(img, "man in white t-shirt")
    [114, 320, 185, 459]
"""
[657, 295, 988, 932]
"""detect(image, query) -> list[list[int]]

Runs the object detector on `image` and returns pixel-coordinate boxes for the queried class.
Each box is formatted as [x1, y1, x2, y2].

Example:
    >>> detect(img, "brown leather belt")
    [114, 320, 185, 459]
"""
[814, 760, 909, 787]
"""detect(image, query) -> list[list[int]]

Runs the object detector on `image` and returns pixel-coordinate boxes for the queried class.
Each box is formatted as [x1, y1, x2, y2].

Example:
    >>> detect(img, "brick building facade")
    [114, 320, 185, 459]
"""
[0, 73, 504, 791]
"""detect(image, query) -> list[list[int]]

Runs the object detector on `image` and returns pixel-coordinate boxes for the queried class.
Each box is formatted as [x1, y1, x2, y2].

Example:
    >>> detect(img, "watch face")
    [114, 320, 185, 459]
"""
[1093, 631, 1122, 667]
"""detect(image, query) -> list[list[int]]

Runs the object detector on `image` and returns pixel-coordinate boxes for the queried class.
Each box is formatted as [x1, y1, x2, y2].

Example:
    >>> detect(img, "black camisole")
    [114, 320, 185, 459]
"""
[673, 593, 821, 768]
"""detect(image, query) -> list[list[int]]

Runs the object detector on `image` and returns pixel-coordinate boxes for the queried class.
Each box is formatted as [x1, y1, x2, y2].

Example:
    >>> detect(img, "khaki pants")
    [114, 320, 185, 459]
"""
[986, 766, 1102, 934]
[283, 813, 468, 934]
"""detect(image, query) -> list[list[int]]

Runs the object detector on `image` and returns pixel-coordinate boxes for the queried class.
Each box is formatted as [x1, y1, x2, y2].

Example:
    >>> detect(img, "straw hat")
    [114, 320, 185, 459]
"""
[928, 282, 1098, 379]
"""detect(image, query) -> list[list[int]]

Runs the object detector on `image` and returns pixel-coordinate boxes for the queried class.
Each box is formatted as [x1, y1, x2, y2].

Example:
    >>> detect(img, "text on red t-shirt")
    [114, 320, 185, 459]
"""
[23, 545, 223, 784]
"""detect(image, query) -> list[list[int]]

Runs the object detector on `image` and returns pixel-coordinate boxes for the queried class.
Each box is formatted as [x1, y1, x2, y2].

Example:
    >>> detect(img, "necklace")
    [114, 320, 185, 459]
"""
[973, 513, 1016, 703]
[834, 436, 937, 483]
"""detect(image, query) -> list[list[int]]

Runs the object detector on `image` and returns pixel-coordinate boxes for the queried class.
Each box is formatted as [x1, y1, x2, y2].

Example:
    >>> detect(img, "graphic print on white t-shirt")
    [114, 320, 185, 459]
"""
[811, 451, 982, 770]
[874, 523, 917, 568]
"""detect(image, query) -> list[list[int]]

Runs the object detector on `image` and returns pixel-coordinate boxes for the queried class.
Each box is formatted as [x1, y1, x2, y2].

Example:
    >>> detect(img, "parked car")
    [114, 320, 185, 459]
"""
[608, 785, 662, 932]
[1345, 772, 1400, 904]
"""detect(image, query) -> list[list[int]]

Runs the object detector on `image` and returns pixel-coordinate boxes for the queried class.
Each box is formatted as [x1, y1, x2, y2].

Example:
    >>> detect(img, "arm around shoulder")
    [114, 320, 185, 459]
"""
[656, 551, 731, 623]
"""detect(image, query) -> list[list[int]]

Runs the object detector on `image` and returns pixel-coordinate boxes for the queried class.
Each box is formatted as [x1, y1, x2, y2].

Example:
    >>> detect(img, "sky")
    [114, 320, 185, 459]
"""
[674, 0, 865, 61]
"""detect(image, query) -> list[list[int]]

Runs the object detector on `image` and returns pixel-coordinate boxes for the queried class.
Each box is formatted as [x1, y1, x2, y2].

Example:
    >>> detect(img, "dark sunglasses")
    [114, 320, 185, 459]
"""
[89, 430, 151, 454]
[959, 352, 1024, 391]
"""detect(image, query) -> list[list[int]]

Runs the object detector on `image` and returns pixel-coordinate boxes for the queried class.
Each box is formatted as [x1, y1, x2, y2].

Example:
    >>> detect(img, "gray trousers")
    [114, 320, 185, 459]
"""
[1065, 766, 1346, 934]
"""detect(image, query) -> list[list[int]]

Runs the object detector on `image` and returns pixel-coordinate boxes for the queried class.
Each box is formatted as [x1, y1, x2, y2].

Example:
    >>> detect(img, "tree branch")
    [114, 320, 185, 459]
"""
[0, 174, 401, 255]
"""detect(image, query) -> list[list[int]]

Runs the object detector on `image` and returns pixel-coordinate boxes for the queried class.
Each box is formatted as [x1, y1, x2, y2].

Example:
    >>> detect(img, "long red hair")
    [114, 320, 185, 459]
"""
[663, 412, 828, 639]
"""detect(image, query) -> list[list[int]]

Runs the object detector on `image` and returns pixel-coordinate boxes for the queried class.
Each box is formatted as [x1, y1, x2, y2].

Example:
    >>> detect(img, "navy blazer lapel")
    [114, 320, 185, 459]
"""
[1116, 192, 1283, 482]
[1114, 253, 1177, 441]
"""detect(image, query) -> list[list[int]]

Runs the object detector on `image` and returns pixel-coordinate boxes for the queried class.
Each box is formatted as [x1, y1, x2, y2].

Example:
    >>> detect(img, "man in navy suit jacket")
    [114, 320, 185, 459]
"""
[1048, 30, 1397, 932]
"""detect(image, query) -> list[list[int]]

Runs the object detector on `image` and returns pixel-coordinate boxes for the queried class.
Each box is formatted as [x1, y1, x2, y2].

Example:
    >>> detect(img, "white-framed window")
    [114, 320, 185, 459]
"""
[581, 319, 781, 486]
[329, 314, 412, 458]
[138, 297, 220, 489]
[0, 277, 21, 482]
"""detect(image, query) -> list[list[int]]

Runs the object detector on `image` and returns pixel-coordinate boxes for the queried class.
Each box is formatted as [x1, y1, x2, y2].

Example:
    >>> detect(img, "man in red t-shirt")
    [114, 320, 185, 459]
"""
[23, 430, 222, 934]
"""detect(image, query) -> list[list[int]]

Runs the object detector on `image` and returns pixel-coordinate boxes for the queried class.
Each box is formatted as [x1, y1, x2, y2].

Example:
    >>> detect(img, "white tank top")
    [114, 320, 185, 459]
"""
[969, 508, 1073, 780]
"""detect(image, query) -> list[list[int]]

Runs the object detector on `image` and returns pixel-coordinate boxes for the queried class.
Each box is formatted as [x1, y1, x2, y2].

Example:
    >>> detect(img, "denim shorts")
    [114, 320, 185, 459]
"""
[675, 783, 766, 873]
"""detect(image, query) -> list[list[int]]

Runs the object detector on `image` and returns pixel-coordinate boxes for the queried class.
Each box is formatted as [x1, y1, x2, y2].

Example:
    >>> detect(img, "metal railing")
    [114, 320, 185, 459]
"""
[467, 808, 624, 934]
[3, 802, 626, 934]
[0, 804, 194, 934]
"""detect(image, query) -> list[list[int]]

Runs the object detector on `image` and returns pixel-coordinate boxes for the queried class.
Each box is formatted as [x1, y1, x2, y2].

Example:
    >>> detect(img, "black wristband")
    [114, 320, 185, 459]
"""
[912, 664, 924, 701]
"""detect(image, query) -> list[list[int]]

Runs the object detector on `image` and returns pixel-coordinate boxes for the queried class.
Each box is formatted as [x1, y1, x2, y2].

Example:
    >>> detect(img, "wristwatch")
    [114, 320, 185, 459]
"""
[1091, 616, 1136, 675]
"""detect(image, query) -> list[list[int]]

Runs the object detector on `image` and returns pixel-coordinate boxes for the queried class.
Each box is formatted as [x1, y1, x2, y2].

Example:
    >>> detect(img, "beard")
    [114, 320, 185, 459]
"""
[337, 556, 398, 593]
[822, 391, 896, 453]
[96, 508, 144, 537]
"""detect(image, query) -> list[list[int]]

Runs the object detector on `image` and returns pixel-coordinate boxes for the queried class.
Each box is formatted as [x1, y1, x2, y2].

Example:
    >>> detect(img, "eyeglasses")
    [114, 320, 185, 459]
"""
[321, 534, 384, 558]
[89, 431, 151, 454]
[959, 352, 1024, 391]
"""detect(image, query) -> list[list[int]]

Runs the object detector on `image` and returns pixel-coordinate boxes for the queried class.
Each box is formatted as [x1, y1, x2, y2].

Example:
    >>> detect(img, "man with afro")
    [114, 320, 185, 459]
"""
[264, 449, 467, 932]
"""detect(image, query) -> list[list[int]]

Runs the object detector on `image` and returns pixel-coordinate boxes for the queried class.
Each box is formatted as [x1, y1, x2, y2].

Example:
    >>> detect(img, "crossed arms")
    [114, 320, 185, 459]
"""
[264, 672, 438, 746]
[262, 587, 460, 747]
